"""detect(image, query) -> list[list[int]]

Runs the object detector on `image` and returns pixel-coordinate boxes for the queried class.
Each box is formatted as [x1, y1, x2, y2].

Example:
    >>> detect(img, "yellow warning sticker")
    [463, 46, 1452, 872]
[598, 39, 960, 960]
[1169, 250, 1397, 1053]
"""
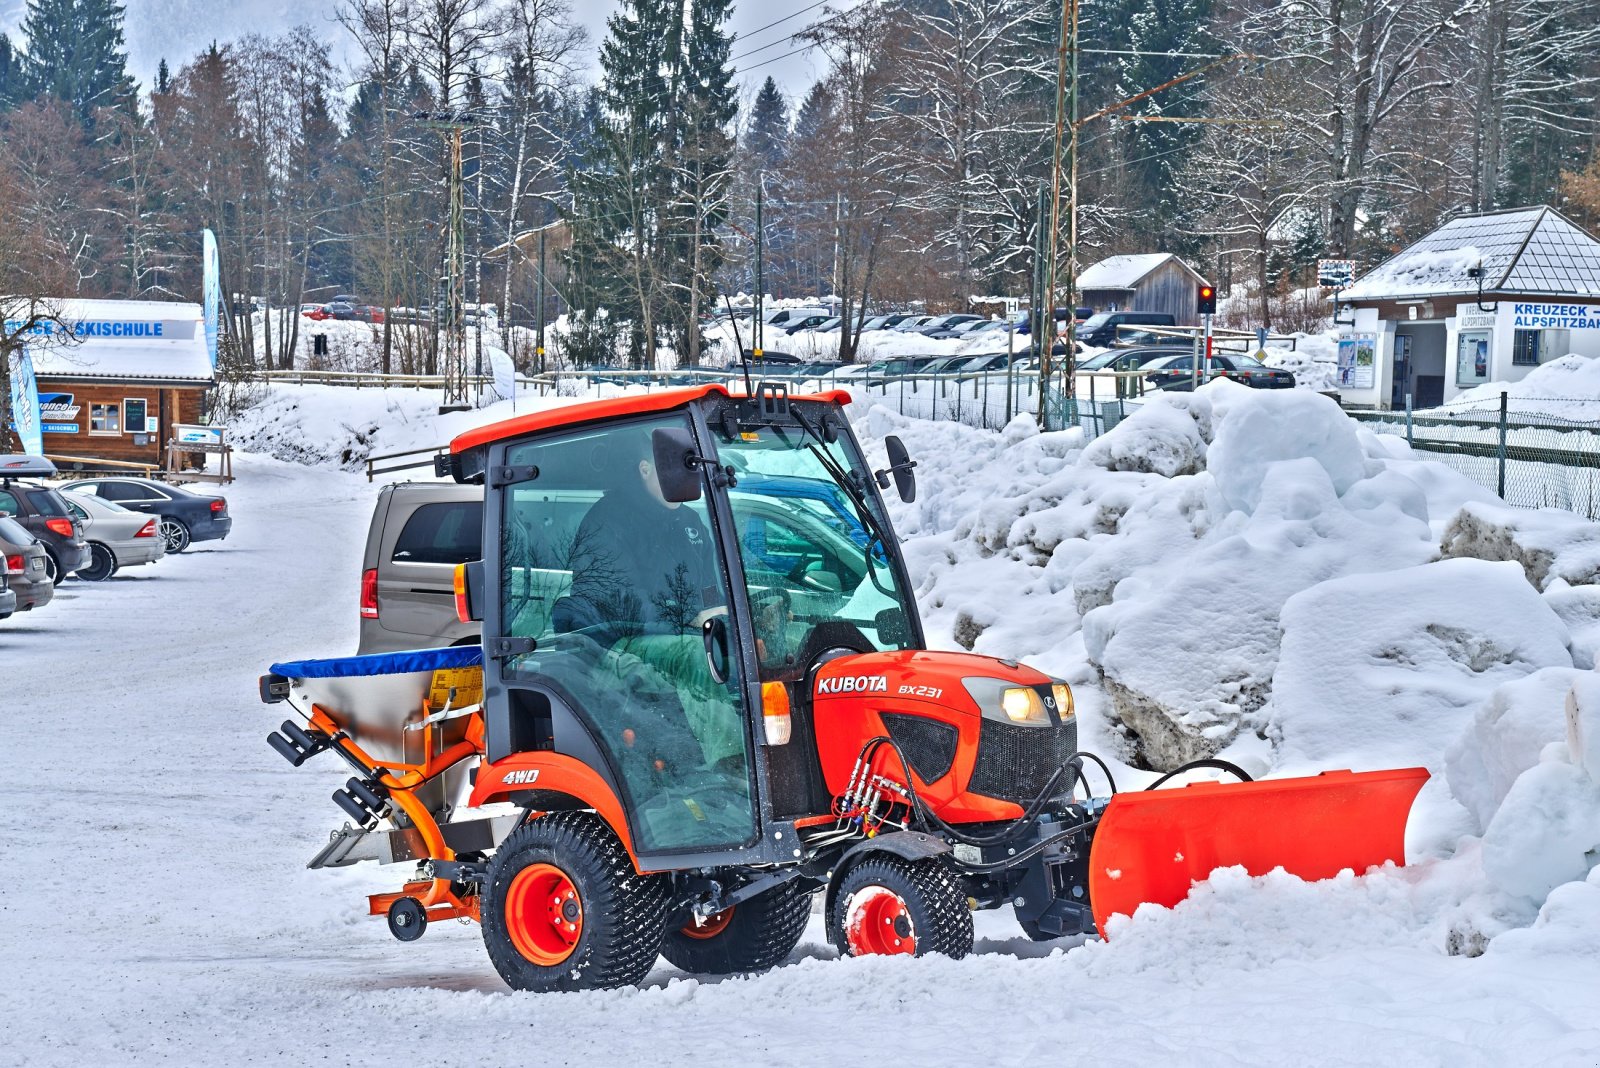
[428, 666, 483, 710]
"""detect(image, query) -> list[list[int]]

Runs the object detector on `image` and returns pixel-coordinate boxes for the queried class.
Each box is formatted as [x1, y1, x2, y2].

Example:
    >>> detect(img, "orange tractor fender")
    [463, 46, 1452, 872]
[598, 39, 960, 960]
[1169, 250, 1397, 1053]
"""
[470, 752, 644, 872]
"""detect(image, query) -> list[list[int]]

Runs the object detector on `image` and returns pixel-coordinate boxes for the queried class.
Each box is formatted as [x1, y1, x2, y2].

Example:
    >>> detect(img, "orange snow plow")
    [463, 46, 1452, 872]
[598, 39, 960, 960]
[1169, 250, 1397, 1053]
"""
[1087, 767, 1430, 936]
[262, 383, 1432, 991]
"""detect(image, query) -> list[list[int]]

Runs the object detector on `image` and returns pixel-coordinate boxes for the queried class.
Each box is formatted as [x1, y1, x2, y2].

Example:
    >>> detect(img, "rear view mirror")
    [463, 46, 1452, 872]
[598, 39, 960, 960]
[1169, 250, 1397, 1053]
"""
[651, 427, 703, 503]
[874, 435, 918, 503]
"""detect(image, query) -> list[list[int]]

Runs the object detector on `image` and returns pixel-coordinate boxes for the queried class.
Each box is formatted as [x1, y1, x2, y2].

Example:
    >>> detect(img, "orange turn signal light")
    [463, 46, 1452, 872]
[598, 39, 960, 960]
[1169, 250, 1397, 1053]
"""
[453, 563, 471, 624]
[761, 682, 792, 745]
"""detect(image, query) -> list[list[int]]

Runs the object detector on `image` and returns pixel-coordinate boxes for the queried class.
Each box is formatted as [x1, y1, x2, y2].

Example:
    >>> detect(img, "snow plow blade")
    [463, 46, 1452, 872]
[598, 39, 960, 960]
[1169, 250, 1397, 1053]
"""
[1086, 767, 1429, 938]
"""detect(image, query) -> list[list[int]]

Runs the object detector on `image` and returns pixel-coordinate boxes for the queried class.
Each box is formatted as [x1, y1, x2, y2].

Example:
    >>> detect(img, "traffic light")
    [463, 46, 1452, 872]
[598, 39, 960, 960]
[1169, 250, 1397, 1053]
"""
[1197, 284, 1217, 315]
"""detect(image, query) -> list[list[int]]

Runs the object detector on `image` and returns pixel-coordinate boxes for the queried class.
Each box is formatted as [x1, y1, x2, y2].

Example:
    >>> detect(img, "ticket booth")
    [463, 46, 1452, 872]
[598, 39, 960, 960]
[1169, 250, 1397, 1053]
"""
[1336, 206, 1600, 409]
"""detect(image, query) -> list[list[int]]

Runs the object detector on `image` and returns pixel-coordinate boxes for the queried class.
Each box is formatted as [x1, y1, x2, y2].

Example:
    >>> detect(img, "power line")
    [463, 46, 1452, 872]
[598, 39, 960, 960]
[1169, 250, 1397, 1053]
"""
[734, 0, 835, 50]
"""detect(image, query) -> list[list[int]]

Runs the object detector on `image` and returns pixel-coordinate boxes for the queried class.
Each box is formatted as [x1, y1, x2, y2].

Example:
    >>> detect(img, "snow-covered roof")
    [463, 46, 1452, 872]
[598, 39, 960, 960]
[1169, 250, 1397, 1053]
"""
[1343, 206, 1600, 302]
[1078, 253, 1204, 290]
[21, 299, 213, 383]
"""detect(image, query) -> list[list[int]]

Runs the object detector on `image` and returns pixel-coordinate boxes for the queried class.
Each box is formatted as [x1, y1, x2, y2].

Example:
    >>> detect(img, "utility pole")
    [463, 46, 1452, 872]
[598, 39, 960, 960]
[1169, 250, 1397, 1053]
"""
[1042, 0, 1079, 427]
[473, 119, 485, 405]
[754, 175, 764, 359]
[417, 110, 479, 412]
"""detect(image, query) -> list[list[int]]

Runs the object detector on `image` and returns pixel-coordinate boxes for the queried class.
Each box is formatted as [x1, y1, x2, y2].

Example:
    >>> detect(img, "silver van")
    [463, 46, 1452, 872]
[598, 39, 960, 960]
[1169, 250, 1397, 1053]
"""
[357, 482, 483, 654]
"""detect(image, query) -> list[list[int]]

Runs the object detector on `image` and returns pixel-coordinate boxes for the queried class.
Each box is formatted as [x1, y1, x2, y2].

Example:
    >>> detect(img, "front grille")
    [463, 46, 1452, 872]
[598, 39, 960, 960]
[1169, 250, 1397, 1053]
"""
[967, 716, 1079, 805]
[882, 713, 959, 785]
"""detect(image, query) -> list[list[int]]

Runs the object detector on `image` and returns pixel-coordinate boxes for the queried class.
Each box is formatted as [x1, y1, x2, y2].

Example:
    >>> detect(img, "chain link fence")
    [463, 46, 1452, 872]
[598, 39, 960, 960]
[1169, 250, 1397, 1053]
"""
[1348, 394, 1600, 519]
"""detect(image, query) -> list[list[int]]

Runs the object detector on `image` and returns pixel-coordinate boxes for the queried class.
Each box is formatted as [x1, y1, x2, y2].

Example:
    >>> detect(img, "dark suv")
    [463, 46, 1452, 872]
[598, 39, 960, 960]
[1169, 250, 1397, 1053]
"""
[59, 477, 231, 553]
[0, 456, 90, 582]
[1076, 311, 1178, 348]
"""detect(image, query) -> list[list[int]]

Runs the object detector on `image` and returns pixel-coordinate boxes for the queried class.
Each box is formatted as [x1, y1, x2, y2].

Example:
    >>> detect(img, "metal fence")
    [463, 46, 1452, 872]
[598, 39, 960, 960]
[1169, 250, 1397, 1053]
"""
[1348, 394, 1600, 519]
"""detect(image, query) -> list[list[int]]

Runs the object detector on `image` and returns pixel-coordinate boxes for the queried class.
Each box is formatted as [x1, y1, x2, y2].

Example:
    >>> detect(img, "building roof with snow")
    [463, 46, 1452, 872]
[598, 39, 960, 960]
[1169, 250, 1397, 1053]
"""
[23, 299, 213, 384]
[1342, 206, 1600, 302]
[1078, 253, 1206, 291]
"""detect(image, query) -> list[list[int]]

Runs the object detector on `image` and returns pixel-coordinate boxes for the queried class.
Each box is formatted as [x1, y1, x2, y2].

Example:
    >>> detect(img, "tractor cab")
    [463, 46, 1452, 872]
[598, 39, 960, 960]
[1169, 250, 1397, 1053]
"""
[449, 383, 925, 865]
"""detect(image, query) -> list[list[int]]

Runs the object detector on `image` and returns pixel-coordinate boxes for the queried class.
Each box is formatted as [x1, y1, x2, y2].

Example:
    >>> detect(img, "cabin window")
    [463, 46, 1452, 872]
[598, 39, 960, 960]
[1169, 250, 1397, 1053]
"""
[89, 403, 121, 434]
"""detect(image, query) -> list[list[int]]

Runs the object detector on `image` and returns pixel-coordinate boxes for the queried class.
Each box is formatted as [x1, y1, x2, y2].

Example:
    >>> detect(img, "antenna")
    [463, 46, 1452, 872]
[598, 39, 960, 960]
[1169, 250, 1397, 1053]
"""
[725, 296, 754, 397]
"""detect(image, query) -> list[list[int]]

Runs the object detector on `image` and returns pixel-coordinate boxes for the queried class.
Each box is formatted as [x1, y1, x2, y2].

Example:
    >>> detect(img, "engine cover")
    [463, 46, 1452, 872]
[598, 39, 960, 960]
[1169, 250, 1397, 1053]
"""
[811, 650, 1074, 824]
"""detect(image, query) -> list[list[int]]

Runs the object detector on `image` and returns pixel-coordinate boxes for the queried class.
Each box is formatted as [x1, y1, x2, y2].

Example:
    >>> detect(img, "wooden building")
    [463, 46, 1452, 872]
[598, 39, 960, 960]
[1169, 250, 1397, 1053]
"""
[1337, 206, 1600, 409]
[1078, 253, 1210, 326]
[23, 299, 214, 473]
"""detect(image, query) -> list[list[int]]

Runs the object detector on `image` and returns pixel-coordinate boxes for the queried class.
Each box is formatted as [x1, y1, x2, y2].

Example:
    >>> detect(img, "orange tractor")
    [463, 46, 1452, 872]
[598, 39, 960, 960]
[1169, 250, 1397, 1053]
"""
[262, 383, 1427, 991]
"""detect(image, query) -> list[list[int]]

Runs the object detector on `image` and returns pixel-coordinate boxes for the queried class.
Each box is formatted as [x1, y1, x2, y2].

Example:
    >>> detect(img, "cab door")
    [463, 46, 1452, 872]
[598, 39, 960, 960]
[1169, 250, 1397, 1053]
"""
[485, 412, 760, 859]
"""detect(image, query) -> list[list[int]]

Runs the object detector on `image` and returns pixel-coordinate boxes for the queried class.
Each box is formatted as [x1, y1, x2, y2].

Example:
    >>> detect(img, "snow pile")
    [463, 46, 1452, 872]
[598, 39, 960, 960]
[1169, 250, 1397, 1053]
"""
[1260, 331, 1339, 392]
[1448, 353, 1600, 421]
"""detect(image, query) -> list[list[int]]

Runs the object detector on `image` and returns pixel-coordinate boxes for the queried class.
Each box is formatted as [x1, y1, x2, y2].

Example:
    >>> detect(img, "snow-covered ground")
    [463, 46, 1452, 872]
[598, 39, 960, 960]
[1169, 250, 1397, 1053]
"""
[5, 380, 1600, 1065]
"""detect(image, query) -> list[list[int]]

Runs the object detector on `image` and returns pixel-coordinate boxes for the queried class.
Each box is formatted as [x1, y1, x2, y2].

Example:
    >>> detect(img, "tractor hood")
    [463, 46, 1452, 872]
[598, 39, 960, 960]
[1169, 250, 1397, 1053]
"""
[812, 649, 1058, 718]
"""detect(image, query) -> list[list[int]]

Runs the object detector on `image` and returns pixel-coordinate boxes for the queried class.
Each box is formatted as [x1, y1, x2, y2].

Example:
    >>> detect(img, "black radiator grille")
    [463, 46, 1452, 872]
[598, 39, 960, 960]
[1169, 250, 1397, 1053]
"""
[882, 713, 959, 785]
[966, 717, 1079, 805]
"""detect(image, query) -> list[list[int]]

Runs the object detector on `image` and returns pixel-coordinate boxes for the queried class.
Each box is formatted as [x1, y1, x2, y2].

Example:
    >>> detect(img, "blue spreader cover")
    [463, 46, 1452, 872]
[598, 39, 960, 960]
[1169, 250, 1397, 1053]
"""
[270, 645, 482, 680]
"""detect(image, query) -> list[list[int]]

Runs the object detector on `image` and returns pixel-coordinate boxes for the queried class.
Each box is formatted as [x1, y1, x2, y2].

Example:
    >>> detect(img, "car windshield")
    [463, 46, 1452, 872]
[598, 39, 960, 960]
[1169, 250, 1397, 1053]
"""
[715, 416, 917, 681]
[1230, 353, 1268, 369]
[1080, 313, 1113, 331]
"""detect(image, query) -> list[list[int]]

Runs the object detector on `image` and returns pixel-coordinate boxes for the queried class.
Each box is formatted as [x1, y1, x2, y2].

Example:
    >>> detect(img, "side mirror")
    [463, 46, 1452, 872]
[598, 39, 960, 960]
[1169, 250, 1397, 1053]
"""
[874, 434, 917, 503]
[651, 427, 703, 503]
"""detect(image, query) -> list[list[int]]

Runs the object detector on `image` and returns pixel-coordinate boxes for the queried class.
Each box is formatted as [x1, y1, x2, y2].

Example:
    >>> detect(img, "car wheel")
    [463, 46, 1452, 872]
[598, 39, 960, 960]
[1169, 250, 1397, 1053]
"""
[78, 542, 118, 582]
[42, 551, 62, 584]
[159, 516, 191, 553]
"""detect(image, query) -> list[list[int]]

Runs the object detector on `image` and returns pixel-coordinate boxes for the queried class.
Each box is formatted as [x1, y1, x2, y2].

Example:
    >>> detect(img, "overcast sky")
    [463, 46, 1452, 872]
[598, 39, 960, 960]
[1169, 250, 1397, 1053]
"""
[0, 0, 843, 106]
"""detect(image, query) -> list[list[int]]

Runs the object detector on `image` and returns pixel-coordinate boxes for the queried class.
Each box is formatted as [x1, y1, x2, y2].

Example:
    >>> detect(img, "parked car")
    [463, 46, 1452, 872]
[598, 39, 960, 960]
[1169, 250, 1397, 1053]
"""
[889, 315, 935, 332]
[761, 306, 832, 329]
[0, 455, 90, 582]
[322, 300, 359, 321]
[358, 305, 387, 324]
[358, 482, 483, 654]
[1075, 347, 1182, 398]
[59, 477, 232, 553]
[1076, 310, 1178, 348]
[915, 314, 984, 338]
[783, 314, 834, 335]
[59, 490, 166, 581]
[0, 514, 54, 612]
[0, 559, 14, 619]
[812, 317, 843, 333]
[1141, 352, 1296, 391]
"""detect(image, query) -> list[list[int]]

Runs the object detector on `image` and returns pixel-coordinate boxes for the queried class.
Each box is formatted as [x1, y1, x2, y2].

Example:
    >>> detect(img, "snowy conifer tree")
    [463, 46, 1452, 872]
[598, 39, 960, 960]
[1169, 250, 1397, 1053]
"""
[20, 0, 136, 128]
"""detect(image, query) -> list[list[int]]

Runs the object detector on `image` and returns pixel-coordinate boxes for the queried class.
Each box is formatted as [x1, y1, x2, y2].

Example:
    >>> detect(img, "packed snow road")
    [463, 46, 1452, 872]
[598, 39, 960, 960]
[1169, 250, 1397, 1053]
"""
[2, 452, 1597, 1067]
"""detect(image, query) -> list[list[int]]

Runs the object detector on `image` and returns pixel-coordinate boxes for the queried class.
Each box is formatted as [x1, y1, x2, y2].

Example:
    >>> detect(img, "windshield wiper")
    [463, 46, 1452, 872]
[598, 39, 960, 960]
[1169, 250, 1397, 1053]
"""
[788, 409, 898, 596]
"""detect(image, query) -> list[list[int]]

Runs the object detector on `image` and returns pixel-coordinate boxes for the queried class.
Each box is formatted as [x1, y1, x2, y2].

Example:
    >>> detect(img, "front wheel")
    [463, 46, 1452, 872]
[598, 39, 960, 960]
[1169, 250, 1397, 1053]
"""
[159, 516, 191, 553]
[827, 855, 973, 960]
[78, 543, 118, 582]
[660, 881, 814, 976]
[481, 812, 668, 992]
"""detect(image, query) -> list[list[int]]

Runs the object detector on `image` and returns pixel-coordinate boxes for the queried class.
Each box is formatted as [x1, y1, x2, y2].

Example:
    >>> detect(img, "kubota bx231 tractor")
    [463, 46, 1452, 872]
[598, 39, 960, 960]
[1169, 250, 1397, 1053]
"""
[261, 383, 1427, 992]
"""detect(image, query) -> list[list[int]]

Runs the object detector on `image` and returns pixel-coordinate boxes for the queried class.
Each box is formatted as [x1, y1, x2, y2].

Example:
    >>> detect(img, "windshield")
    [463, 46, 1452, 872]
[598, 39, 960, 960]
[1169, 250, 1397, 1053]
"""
[714, 414, 917, 680]
[1080, 313, 1112, 331]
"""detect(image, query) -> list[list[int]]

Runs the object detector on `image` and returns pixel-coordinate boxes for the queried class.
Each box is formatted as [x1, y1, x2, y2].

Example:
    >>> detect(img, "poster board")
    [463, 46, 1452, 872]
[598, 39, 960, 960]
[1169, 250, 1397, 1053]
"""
[1337, 333, 1377, 389]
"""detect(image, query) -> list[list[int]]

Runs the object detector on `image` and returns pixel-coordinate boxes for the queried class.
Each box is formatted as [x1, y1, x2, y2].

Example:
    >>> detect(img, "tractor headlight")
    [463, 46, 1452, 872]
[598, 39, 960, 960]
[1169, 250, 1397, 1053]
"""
[1001, 687, 1049, 724]
[963, 678, 1076, 726]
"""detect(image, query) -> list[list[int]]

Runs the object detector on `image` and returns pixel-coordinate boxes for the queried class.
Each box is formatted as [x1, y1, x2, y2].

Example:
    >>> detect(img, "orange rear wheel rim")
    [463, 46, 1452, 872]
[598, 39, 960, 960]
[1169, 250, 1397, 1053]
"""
[845, 885, 916, 956]
[504, 863, 583, 966]
[680, 907, 735, 940]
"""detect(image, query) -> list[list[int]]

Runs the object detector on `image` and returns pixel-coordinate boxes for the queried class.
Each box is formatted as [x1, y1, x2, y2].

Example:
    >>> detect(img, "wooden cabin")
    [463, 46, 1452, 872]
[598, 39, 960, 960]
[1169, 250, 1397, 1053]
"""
[1078, 253, 1210, 326]
[25, 300, 214, 474]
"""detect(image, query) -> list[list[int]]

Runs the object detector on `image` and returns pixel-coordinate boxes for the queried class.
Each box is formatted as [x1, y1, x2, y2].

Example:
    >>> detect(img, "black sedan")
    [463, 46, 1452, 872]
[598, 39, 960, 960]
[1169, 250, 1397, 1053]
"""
[59, 477, 232, 553]
[1142, 352, 1296, 391]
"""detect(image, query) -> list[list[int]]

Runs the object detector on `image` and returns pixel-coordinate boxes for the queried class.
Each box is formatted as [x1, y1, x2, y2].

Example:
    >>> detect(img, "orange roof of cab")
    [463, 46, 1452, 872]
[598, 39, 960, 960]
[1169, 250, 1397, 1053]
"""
[449, 383, 854, 454]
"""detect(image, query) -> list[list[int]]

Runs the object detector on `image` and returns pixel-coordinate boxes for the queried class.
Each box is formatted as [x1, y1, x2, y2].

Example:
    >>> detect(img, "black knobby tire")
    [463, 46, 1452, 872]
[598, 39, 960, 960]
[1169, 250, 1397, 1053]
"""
[42, 550, 62, 584]
[159, 516, 191, 553]
[827, 855, 973, 960]
[481, 811, 669, 992]
[78, 543, 117, 582]
[660, 880, 815, 976]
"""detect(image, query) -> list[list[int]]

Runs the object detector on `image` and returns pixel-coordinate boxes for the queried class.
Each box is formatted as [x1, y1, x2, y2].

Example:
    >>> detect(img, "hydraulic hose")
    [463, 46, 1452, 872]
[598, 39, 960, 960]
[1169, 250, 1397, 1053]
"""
[1142, 758, 1253, 791]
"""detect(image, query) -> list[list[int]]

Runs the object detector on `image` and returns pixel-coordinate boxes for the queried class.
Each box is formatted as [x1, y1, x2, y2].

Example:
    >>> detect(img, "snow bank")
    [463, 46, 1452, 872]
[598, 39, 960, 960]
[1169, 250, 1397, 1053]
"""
[1440, 499, 1600, 589]
[1260, 331, 1339, 392]
[1451, 353, 1600, 420]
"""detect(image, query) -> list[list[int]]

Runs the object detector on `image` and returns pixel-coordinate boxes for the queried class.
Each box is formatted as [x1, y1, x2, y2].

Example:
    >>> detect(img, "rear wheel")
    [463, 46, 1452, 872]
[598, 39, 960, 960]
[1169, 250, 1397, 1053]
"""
[159, 516, 190, 553]
[78, 543, 118, 582]
[482, 812, 668, 992]
[42, 551, 62, 584]
[660, 881, 814, 976]
[827, 856, 973, 960]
